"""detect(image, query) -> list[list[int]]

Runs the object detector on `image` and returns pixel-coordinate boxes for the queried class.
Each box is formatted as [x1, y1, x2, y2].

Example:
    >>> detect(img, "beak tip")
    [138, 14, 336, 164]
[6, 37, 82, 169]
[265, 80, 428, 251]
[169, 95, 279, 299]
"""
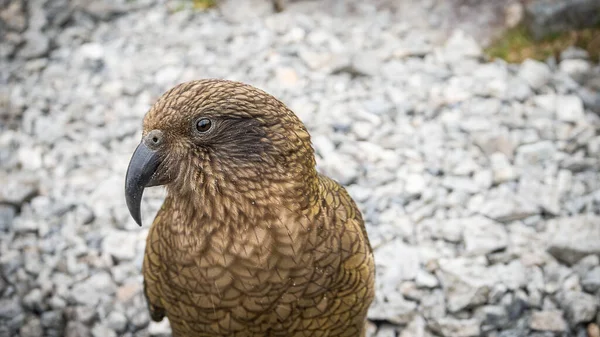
[125, 141, 161, 228]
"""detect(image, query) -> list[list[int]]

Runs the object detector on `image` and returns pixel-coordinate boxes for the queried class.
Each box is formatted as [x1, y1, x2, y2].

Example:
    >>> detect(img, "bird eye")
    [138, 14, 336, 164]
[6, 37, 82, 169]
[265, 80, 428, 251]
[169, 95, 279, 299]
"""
[195, 118, 212, 133]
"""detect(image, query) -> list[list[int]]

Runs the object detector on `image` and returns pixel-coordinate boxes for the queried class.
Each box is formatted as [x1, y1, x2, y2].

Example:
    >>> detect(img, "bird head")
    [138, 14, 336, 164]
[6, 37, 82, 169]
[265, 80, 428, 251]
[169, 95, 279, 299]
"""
[124, 79, 317, 226]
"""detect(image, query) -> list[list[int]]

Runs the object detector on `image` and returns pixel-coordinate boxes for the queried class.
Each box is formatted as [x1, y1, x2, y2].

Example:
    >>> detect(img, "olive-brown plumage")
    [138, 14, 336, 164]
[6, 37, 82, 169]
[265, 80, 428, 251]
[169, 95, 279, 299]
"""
[125, 79, 375, 337]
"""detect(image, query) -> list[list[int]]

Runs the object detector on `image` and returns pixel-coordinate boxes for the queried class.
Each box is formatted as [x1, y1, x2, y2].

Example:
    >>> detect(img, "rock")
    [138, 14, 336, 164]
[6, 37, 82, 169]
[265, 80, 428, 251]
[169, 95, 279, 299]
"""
[437, 258, 495, 312]
[524, 0, 600, 40]
[69, 272, 116, 306]
[23, 288, 44, 312]
[547, 216, 600, 265]
[101, 230, 138, 261]
[429, 317, 481, 337]
[0, 174, 39, 205]
[130, 309, 150, 329]
[17, 30, 51, 59]
[398, 315, 427, 337]
[148, 319, 171, 336]
[0, 204, 16, 231]
[416, 270, 439, 289]
[318, 153, 360, 185]
[91, 323, 116, 337]
[65, 321, 91, 337]
[560, 59, 591, 83]
[579, 87, 600, 113]
[556, 95, 585, 123]
[0, 0, 27, 32]
[404, 174, 427, 196]
[582, 266, 600, 293]
[529, 310, 568, 332]
[477, 186, 539, 222]
[515, 141, 557, 166]
[20, 317, 43, 337]
[368, 292, 417, 325]
[105, 311, 127, 333]
[573, 255, 600, 278]
[77, 1, 127, 21]
[560, 46, 590, 60]
[350, 51, 381, 77]
[476, 305, 510, 332]
[219, 0, 274, 23]
[40, 310, 65, 331]
[375, 238, 420, 284]
[462, 216, 508, 256]
[518, 59, 551, 90]
[0, 297, 24, 335]
[490, 152, 518, 183]
[559, 291, 598, 325]
[420, 289, 446, 320]
[441, 30, 482, 63]
[376, 325, 398, 337]
[72, 306, 97, 325]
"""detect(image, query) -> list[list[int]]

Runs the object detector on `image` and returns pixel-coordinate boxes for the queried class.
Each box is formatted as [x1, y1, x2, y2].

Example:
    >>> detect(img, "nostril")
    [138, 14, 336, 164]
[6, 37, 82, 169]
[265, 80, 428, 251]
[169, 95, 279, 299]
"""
[145, 130, 163, 148]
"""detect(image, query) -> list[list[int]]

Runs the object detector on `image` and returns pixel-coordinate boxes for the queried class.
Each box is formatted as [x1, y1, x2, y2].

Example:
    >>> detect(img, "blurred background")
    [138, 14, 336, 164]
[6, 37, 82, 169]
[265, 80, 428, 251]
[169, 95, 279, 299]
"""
[1, 0, 600, 336]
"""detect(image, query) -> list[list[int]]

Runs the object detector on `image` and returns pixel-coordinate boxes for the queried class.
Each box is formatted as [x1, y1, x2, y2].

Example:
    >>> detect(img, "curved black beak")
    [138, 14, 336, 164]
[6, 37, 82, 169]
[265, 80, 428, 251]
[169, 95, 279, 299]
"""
[125, 141, 161, 226]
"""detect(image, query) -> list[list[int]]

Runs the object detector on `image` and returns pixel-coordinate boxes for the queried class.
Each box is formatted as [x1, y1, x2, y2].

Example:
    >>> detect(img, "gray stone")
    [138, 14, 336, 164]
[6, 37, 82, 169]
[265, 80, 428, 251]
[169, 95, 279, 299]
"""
[437, 258, 495, 312]
[398, 315, 427, 337]
[582, 266, 600, 293]
[560, 59, 591, 83]
[72, 306, 97, 325]
[77, 0, 127, 21]
[490, 152, 518, 183]
[559, 291, 598, 324]
[101, 230, 138, 262]
[529, 310, 568, 331]
[368, 292, 417, 325]
[518, 59, 551, 90]
[441, 30, 482, 63]
[20, 317, 43, 337]
[556, 95, 585, 123]
[69, 272, 116, 306]
[148, 320, 171, 336]
[0, 174, 39, 205]
[560, 46, 590, 60]
[65, 321, 91, 337]
[91, 323, 116, 337]
[18, 30, 51, 59]
[547, 216, 600, 265]
[420, 289, 446, 320]
[351, 51, 381, 77]
[219, 0, 274, 23]
[130, 309, 150, 329]
[477, 187, 539, 222]
[476, 305, 510, 332]
[515, 141, 557, 166]
[23, 288, 44, 312]
[462, 216, 508, 256]
[524, 0, 600, 40]
[416, 270, 439, 289]
[579, 87, 600, 113]
[106, 311, 127, 333]
[429, 317, 481, 337]
[0, 205, 16, 231]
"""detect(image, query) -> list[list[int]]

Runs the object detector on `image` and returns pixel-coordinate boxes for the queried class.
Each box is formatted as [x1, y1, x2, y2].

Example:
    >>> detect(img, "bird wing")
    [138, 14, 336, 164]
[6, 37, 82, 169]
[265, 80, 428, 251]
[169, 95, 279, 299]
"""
[142, 206, 168, 322]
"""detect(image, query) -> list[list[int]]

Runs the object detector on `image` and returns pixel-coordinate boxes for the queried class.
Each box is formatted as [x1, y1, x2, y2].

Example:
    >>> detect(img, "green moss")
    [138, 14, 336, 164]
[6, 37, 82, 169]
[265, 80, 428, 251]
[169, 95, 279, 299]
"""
[485, 24, 600, 63]
[192, 0, 217, 10]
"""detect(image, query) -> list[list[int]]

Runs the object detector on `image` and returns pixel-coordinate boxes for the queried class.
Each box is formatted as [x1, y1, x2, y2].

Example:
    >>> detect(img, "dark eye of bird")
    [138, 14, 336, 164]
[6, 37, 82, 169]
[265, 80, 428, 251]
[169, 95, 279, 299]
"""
[196, 118, 212, 133]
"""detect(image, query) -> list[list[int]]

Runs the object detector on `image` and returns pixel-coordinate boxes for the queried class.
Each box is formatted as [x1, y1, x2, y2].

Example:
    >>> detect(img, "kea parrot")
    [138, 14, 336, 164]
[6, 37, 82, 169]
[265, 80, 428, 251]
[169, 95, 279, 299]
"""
[124, 79, 375, 337]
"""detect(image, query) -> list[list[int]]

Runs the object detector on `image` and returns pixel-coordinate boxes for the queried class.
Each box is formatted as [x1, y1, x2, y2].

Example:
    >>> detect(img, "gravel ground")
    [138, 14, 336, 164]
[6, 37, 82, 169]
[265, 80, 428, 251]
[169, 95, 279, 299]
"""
[2, 0, 600, 336]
